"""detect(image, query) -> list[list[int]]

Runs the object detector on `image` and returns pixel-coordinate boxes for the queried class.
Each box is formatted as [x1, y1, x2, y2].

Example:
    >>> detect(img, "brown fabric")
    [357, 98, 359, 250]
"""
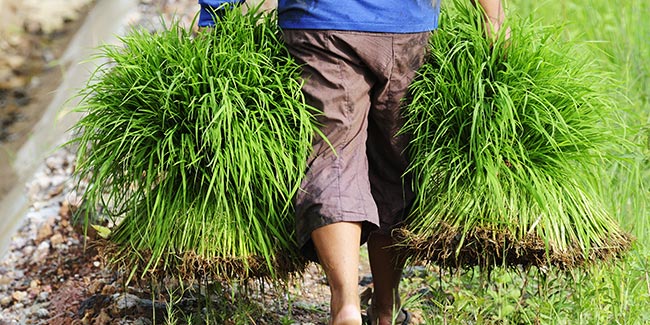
[283, 30, 430, 261]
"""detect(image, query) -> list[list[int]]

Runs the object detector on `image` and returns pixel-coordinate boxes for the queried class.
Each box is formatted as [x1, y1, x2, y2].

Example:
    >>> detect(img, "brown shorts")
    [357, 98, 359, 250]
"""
[283, 29, 430, 261]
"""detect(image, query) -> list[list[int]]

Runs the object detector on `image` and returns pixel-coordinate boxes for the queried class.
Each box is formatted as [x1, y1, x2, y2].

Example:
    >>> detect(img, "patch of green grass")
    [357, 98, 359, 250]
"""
[398, 254, 647, 323]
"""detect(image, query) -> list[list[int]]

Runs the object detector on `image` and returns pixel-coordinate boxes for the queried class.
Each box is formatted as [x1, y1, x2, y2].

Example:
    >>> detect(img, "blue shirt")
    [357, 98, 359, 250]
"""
[278, 0, 440, 33]
[198, 0, 245, 26]
[199, 0, 441, 33]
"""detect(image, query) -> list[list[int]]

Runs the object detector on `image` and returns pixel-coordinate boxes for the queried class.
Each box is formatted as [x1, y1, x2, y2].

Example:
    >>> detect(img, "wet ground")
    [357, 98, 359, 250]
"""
[0, 0, 150, 270]
[0, 9, 89, 198]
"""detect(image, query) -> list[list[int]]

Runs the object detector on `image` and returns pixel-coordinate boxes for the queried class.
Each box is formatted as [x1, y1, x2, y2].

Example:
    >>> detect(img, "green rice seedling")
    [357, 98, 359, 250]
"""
[398, 0, 632, 269]
[511, 0, 649, 247]
[69, 7, 318, 282]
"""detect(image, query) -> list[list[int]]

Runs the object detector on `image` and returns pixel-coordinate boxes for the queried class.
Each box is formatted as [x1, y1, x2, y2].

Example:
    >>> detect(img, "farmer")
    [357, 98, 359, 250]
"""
[199, 1, 507, 324]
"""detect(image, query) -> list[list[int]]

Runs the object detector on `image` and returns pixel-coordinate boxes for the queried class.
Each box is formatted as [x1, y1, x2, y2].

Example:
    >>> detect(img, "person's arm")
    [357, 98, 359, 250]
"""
[198, 0, 245, 27]
[472, 0, 508, 39]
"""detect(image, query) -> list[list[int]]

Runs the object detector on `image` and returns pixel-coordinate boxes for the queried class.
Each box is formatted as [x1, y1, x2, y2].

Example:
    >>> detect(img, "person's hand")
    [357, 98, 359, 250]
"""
[484, 16, 511, 42]
[474, 0, 510, 47]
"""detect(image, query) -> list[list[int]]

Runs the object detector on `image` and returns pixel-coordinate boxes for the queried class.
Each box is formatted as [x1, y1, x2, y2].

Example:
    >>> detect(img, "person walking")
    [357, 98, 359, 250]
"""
[198, 1, 507, 324]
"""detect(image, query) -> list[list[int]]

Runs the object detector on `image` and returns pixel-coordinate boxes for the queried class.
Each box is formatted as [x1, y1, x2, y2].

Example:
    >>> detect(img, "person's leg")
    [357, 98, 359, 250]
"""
[312, 222, 363, 325]
[367, 232, 406, 325]
[364, 31, 431, 325]
[283, 30, 382, 324]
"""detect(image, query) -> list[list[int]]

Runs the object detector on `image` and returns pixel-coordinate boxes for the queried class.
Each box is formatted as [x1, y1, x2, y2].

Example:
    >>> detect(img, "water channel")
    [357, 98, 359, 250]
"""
[0, 0, 139, 257]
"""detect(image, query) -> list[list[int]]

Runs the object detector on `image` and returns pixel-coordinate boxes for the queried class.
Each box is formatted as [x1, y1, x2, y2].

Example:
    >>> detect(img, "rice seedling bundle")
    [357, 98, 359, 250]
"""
[399, 1, 632, 269]
[70, 9, 316, 281]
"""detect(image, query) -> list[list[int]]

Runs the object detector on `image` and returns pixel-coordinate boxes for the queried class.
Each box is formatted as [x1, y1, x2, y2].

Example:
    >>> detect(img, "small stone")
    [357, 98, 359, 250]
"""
[0, 275, 12, 286]
[14, 302, 24, 309]
[37, 291, 49, 302]
[12, 290, 28, 302]
[0, 295, 12, 307]
[93, 261, 101, 268]
[12, 270, 24, 280]
[34, 308, 49, 318]
[114, 293, 140, 310]
[28, 287, 41, 299]
[32, 241, 51, 262]
[30, 280, 41, 288]
[0, 74, 29, 88]
[7, 34, 22, 47]
[23, 20, 43, 34]
[50, 233, 65, 246]
[36, 223, 53, 242]
[133, 318, 153, 325]
[46, 216, 58, 226]
[29, 75, 41, 88]
[45, 155, 64, 170]
[22, 245, 35, 256]
[49, 175, 67, 186]
[47, 183, 65, 198]
[10, 236, 28, 249]
[95, 309, 111, 324]
[59, 201, 71, 219]
[87, 280, 104, 295]
[101, 284, 117, 295]
[5, 54, 25, 70]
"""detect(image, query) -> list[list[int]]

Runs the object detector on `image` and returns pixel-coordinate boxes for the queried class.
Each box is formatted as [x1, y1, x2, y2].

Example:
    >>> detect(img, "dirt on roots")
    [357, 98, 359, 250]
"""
[396, 223, 633, 271]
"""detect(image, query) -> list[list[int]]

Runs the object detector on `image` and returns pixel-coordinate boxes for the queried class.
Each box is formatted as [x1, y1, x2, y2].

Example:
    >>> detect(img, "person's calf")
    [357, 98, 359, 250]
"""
[311, 222, 363, 325]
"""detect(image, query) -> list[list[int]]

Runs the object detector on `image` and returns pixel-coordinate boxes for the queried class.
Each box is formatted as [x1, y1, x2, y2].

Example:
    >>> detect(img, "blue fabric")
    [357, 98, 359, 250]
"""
[277, 0, 441, 33]
[198, 0, 441, 32]
[198, 0, 245, 27]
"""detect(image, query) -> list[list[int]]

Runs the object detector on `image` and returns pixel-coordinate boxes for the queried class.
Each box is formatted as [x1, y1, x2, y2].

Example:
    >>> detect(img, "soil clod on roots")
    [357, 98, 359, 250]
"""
[396, 224, 633, 271]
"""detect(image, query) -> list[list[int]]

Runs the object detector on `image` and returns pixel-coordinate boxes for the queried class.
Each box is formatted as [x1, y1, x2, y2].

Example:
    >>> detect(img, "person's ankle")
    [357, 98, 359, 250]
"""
[331, 304, 362, 325]
[367, 303, 405, 325]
